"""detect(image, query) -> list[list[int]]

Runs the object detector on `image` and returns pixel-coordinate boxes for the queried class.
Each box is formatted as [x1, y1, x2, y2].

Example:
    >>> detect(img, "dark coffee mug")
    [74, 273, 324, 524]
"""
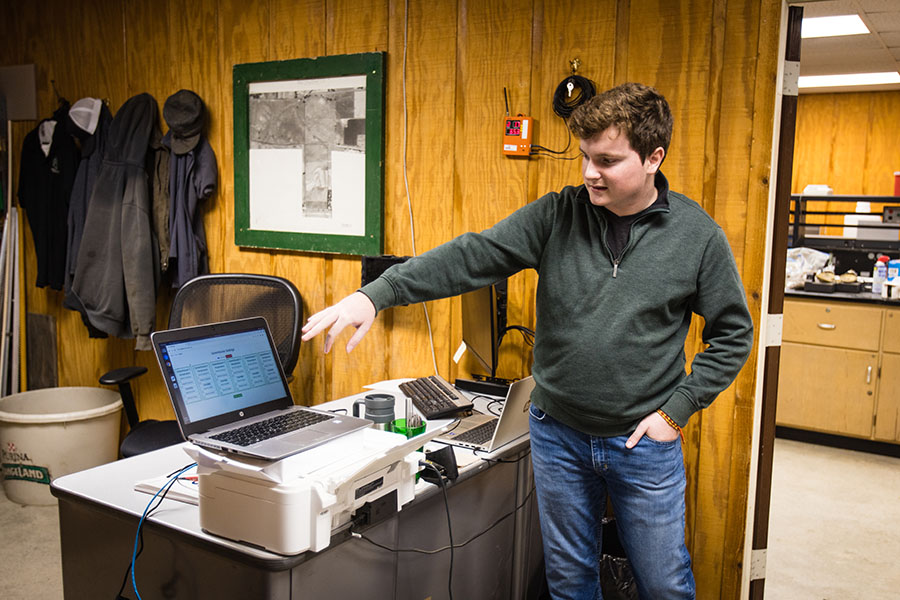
[353, 393, 395, 430]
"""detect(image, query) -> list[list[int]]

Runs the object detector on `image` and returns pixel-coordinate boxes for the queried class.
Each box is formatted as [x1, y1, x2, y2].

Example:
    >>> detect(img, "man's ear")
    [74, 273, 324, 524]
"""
[645, 146, 665, 173]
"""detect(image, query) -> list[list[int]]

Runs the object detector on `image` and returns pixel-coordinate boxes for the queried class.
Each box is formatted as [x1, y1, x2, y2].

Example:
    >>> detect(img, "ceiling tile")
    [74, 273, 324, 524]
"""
[797, 0, 855, 18]
[803, 34, 885, 52]
[801, 48, 897, 75]
[867, 11, 900, 32]
[794, 0, 900, 93]
[859, 0, 900, 13]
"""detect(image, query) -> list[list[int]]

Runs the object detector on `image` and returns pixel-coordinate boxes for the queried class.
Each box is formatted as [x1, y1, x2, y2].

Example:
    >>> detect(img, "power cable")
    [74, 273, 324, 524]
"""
[552, 74, 596, 119]
[402, 0, 440, 376]
[117, 463, 197, 600]
[529, 72, 597, 160]
[351, 467, 535, 556]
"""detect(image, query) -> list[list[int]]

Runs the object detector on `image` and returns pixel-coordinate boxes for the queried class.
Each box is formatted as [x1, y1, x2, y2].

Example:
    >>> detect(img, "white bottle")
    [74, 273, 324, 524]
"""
[873, 259, 887, 295]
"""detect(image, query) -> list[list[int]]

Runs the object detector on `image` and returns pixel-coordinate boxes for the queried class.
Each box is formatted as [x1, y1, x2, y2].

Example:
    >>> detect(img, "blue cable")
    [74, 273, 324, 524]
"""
[130, 463, 197, 600]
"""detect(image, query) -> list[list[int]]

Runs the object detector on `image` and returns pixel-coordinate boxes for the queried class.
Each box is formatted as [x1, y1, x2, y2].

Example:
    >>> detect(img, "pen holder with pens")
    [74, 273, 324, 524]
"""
[390, 409, 426, 483]
[389, 417, 426, 439]
[391, 396, 426, 439]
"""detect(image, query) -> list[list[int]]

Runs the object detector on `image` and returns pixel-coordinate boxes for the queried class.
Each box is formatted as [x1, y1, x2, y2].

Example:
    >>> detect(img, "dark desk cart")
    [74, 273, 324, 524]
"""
[51, 395, 543, 600]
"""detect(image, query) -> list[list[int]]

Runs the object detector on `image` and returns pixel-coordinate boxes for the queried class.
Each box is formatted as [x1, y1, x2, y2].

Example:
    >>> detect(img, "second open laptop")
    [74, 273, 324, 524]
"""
[150, 317, 372, 461]
[434, 376, 535, 453]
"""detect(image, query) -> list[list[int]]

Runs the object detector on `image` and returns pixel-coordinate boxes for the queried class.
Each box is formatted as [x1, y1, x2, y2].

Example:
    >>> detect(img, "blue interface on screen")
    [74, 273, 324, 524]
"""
[160, 328, 286, 424]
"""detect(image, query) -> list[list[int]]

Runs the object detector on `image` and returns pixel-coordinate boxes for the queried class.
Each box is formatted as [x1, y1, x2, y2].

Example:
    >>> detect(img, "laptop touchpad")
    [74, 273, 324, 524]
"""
[280, 429, 329, 445]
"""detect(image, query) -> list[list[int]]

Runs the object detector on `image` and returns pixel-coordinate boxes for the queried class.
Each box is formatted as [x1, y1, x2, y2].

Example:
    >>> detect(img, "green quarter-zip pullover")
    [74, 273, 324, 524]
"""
[361, 173, 754, 437]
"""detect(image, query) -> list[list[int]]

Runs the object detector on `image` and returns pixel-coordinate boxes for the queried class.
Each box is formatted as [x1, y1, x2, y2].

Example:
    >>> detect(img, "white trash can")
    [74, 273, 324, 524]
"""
[0, 387, 123, 505]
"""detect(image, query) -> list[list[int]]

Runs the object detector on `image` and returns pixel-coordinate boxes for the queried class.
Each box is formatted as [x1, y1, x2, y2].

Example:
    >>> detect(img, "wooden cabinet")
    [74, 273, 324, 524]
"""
[882, 310, 900, 353]
[875, 353, 900, 441]
[777, 297, 900, 443]
[777, 342, 877, 437]
[782, 301, 881, 350]
[875, 307, 900, 442]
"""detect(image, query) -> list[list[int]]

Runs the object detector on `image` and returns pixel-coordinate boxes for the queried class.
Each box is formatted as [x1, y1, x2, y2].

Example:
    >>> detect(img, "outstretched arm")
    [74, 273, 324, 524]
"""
[302, 191, 554, 354]
[301, 292, 377, 353]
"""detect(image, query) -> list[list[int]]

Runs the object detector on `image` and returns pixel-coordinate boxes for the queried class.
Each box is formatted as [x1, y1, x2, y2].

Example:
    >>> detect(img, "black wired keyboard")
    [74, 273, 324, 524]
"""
[399, 375, 474, 420]
[455, 419, 498, 446]
[210, 409, 333, 447]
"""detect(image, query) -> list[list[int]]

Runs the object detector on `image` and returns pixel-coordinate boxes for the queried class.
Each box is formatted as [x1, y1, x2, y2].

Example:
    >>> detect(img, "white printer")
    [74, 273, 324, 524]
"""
[186, 426, 446, 555]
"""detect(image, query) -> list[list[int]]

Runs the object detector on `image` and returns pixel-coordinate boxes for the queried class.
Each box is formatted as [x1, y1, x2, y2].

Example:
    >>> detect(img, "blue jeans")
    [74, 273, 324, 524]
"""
[529, 405, 695, 600]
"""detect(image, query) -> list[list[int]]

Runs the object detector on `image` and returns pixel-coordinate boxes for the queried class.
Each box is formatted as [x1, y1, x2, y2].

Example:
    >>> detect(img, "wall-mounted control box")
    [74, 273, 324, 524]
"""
[503, 116, 532, 156]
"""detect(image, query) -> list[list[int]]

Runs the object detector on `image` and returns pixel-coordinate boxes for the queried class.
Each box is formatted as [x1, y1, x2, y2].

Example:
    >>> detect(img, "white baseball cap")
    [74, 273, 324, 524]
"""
[69, 97, 102, 135]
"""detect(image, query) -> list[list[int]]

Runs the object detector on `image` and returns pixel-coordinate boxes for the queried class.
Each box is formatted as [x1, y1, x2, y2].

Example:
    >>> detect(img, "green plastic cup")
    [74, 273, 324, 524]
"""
[390, 418, 426, 439]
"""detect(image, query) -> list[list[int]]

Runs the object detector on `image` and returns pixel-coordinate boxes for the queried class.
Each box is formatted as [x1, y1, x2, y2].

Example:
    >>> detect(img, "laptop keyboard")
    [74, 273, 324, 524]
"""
[399, 375, 474, 419]
[455, 419, 498, 446]
[210, 409, 333, 447]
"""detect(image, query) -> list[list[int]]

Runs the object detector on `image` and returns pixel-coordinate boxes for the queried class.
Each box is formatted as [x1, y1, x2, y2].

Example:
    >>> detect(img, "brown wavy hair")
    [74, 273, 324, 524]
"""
[568, 82, 673, 162]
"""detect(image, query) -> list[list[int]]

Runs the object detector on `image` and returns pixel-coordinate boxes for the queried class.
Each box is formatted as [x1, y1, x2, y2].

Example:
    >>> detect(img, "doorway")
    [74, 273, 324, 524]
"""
[754, 1, 900, 598]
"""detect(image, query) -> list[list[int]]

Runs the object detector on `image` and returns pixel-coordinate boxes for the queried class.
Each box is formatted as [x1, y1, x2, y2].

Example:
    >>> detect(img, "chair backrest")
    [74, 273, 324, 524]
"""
[168, 274, 304, 376]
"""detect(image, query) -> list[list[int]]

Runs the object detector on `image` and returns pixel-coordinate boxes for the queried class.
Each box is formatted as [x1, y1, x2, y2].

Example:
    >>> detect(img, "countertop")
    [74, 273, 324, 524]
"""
[785, 287, 900, 305]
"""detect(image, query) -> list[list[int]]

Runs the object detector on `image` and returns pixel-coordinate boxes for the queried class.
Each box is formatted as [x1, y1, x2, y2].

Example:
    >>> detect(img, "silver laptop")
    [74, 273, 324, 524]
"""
[435, 376, 535, 452]
[150, 317, 372, 461]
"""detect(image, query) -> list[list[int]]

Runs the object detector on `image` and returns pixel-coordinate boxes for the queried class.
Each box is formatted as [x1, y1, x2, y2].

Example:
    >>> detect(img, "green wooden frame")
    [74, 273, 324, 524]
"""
[233, 52, 384, 255]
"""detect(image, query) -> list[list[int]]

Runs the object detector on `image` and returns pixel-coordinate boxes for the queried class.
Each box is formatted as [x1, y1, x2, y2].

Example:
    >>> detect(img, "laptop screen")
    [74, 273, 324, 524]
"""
[153, 319, 291, 431]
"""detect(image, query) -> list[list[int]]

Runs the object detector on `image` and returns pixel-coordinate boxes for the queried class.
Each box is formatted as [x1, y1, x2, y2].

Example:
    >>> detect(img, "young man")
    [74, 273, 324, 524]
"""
[302, 82, 754, 599]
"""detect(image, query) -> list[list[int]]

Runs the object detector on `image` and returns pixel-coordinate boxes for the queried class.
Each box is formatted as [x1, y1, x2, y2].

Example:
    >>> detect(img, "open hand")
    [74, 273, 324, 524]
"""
[301, 292, 377, 353]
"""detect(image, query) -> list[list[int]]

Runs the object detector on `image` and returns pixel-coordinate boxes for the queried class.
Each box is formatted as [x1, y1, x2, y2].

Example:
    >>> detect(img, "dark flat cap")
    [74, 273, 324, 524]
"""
[163, 89, 204, 154]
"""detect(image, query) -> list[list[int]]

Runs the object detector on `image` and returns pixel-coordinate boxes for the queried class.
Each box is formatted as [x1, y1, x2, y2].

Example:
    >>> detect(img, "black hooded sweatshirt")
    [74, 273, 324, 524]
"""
[17, 102, 79, 290]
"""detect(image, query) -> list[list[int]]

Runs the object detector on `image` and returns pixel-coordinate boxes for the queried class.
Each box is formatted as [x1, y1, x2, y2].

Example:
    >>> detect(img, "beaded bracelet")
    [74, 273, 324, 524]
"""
[656, 409, 679, 430]
[657, 409, 685, 442]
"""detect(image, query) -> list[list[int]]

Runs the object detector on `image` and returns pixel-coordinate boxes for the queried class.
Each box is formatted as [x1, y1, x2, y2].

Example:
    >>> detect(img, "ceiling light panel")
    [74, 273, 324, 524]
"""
[801, 15, 870, 38]
[798, 71, 900, 88]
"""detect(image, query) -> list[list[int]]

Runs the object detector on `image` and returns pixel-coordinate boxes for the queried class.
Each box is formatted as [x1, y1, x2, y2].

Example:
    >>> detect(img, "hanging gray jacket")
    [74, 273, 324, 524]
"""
[64, 101, 113, 306]
[69, 93, 160, 350]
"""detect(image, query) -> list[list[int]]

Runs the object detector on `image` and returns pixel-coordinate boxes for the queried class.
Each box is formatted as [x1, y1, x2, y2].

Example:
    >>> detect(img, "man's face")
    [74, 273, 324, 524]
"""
[579, 126, 663, 216]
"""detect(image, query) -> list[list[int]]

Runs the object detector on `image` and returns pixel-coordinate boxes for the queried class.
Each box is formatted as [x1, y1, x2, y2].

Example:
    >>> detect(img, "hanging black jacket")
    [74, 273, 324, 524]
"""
[17, 103, 79, 290]
[69, 93, 160, 350]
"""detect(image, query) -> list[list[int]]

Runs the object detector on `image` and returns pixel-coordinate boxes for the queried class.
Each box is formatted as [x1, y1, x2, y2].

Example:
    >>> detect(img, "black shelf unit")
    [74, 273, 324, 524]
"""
[790, 194, 900, 273]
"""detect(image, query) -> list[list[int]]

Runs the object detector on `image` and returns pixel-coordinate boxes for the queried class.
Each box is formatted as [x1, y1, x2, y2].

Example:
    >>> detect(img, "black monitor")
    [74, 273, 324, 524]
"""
[457, 280, 511, 395]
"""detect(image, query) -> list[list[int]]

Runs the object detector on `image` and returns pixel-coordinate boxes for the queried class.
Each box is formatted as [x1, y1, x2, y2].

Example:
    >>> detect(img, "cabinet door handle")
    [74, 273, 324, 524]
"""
[867, 366, 872, 384]
[817, 323, 836, 330]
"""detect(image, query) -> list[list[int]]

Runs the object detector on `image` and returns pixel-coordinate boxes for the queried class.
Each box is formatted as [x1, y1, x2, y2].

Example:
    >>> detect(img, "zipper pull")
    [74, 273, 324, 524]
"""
[612, 261, 619, 278]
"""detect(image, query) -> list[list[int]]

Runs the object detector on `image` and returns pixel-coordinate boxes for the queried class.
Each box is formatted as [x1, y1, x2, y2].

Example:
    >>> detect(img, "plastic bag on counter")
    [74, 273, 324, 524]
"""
[785, 247, 831, 290]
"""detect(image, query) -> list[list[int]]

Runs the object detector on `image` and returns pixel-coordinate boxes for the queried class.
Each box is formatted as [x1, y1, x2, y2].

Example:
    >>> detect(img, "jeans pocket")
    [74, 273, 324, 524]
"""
[528, 404, 546, 421]
[642, 434, 679, 447]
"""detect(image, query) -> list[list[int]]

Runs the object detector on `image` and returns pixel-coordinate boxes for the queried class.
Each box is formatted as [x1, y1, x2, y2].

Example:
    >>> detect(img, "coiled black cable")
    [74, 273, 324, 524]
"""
[552, 74, 596, 119]
[530, 73, 597, 159]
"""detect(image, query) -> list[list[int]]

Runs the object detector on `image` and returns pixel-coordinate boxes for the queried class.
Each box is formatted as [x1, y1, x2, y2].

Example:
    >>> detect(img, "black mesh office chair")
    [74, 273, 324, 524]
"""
[100, 273, 304, 458]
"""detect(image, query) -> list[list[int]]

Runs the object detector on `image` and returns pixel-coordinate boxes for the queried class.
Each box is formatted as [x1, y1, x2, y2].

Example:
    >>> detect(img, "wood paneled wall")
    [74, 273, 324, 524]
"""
[793, 91, 900, 195]
[1, 1, 780, 597]
[792, 91, 900, 235]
